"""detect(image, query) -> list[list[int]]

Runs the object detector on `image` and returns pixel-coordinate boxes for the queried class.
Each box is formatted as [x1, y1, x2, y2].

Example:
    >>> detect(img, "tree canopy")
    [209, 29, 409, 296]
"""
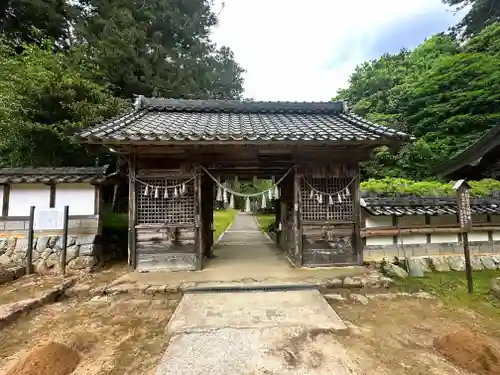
[0, 0, 245, 167]
[443, 0, 500, 39]
[336, 23, 500, 180]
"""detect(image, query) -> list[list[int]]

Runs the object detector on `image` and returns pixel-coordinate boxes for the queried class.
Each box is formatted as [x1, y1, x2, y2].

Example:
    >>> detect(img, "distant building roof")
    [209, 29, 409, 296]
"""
[0, 166, 109, 184]
[362, 196, 500, 216]
[435, 123, 500, 179]
[75, 98, 411, 145]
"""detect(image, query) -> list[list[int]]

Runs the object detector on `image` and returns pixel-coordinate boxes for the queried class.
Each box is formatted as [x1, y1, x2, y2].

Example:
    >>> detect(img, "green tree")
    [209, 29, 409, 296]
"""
[0, 40, 127, 167]
[337, 23, 500, 179]
[75, 0, 245, 99]
[0, 0, 76, 49]
[444, 0, 500, 38]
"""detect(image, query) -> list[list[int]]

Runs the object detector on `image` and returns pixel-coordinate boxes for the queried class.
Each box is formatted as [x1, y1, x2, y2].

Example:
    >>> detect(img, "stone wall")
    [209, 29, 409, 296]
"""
[0, 215, 101, 274]
[364, 241, 500, 261]
[0, 234, 99, 273]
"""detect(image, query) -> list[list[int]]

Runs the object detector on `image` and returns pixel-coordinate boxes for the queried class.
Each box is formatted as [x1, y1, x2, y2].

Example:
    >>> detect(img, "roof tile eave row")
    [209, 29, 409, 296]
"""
[75, 99, 411, 143]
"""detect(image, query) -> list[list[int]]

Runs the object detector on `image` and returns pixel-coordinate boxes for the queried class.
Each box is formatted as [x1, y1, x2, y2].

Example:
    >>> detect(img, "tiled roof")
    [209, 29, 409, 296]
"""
[0, 166, 109, 184]
[75, 98, 410, 144]
[362, 196, 500, 216]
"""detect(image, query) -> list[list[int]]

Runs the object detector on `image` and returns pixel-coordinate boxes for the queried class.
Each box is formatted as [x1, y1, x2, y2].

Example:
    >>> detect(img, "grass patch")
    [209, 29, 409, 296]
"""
[102, 211, 128, 229]
[396, 270, 500, 317]
[213, 209, 237, 241]
[255, 212, 275, 232]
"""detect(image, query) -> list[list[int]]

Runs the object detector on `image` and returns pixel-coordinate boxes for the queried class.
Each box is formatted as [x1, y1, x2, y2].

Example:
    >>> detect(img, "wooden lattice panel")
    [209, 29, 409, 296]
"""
[137, 178, 195, 225]
[301, 177, 353, 221]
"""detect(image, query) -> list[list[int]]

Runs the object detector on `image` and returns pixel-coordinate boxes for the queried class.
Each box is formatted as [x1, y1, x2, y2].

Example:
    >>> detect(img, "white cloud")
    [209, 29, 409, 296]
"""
[211, 0, 456, 101]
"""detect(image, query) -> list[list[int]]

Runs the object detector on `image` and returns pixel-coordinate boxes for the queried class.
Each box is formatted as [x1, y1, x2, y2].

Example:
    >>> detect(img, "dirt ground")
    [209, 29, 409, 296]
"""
[0, 294, 180, 375]
[330, 294, 500, 375]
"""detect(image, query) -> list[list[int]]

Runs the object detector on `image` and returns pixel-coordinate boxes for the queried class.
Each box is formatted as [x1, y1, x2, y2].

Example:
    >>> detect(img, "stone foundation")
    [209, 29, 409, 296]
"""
[364, 240, 500, 260]
[0, 235, 99, 274]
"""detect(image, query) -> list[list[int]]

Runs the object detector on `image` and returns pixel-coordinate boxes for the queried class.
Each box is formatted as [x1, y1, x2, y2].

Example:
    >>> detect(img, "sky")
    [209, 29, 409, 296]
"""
[211, 0, 462, 101]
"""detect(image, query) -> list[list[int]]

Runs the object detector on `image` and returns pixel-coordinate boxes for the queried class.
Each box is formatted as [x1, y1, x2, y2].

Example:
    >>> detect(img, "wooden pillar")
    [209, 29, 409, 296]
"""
[275, 196, 281, 245]
[194, 168, 203, 270]
[127, 151, 137, 269]
[208, 178, 214, 252]
[201, 173, 213, 259]
[353, 165, 362, 264]
[1, 184, 9, 216]
[293, 168, 303, 267]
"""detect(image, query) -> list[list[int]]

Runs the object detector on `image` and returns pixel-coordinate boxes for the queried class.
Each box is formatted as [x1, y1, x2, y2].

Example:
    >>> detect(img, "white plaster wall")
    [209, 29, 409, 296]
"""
[398, 234, 427, 244]
[492, 231, 500, 241]
[432, 233, 459, 243]
[8, 184, 50, 216]
[0, 185, 3, 214]
[366, 236, 393, 246]
[468, 231, 489, 242]
[365, 216, 391, 228]
[430, 215, 457, 226]
[55, 183, 95, 215]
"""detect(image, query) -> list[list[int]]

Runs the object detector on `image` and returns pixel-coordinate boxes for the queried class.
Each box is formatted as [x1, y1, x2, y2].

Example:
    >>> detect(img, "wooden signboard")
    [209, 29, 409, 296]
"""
[453, 179, 473, 293]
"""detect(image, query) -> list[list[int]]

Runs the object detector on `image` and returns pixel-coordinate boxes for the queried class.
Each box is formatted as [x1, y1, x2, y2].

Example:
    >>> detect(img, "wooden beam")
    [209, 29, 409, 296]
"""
[362, 225, 500, 237]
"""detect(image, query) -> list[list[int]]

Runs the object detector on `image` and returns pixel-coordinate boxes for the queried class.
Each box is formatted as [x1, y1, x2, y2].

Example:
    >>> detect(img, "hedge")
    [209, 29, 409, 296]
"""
[360, 178, 500, 197]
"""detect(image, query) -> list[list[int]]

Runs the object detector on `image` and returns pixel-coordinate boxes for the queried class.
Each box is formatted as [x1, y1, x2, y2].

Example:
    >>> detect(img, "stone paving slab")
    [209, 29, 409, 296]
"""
[158, 289, 352, 375]
[167, 290, 346, 336]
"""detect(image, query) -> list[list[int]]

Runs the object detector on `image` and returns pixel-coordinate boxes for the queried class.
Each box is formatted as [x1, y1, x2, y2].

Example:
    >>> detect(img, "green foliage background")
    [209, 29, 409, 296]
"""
[0, 0, 245, 168]
[336, 22, 500, 180]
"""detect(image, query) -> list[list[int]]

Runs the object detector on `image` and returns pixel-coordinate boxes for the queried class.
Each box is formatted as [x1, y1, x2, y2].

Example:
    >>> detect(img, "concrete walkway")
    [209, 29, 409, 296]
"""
[118, 212, 370, 288]
[156, 289, 358, 375]
[205, 212, 291, 274]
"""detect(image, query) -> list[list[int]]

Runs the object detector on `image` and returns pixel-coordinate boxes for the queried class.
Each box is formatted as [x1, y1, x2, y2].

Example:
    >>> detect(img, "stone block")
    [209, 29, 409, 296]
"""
[469, 244, 481, 254]
[411, 247, 428, 257]
[14, 237, 29, 251]
[41, 248, 53, 260]
[48, 236, 58, 248]
[79, 243, 95, 256]
[36, 236, 50, 252]
[55, 235, 76, 249]
[0, 238, 7, 254]
[0, 254, 12, 265]
[76, 235, 97, 246]
[5, 238, 16, 255]
[79, 219, 98, 229]
[406, 258, 427, 276]
[382, 262, 408, 279]
[470, 257, 484, 271]
[430, 256, 450, 272]
[480, 256, 497, 270]
[491, 255, 500, 268]
[66, 245, 80, 263]
[446, 256, 465, 271]
[67, 256, 96, 270]
[68, 219, 81, 229]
